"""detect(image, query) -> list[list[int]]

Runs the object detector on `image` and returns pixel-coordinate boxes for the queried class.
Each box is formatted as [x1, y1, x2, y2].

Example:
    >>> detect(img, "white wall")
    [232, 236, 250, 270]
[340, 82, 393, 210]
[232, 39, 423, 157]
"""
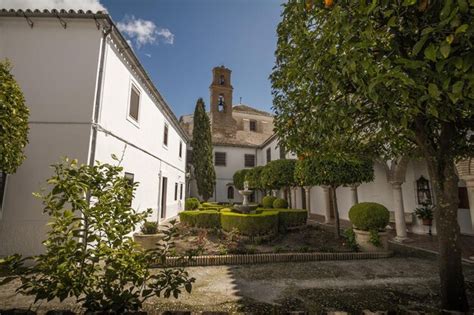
[95, 39, 187, 221]
[0, 17, 102, 256]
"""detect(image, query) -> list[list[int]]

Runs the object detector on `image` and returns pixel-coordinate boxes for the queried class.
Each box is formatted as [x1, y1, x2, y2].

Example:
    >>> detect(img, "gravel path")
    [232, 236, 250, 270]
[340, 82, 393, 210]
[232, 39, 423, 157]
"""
[1, 256, 473, 314]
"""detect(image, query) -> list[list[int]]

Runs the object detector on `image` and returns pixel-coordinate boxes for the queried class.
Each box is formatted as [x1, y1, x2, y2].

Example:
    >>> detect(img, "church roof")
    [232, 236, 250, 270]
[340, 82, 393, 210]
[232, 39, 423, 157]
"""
[233, 104, 272, 117]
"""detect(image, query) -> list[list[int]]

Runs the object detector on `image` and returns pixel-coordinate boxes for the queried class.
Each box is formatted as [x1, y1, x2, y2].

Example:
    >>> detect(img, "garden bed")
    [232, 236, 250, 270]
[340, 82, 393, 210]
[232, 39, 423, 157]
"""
[171, 223, 355, 256]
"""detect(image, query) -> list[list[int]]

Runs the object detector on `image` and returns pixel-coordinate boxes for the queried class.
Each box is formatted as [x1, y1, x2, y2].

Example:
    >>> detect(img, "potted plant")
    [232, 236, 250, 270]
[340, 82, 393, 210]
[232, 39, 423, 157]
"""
[348, 202, 390, 252]
[414, 202, 434, 226]
[134, 220, 162, 250]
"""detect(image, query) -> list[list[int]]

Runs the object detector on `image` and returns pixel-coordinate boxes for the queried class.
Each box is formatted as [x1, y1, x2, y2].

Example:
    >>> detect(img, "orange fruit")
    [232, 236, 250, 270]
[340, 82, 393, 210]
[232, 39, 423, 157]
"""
[324, 0, 334, 8]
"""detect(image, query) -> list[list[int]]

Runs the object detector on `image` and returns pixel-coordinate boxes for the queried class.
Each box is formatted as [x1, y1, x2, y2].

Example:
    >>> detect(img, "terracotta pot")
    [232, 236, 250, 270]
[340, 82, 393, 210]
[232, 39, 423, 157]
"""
[353, 229, 389, 252]
[422, 218, 432, 226]
[133, 233, 162, 250]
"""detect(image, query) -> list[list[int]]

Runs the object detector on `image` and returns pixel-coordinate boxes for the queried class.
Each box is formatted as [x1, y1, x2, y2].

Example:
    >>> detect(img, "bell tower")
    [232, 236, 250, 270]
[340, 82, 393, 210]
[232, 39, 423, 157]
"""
[209, 65, 237, 137]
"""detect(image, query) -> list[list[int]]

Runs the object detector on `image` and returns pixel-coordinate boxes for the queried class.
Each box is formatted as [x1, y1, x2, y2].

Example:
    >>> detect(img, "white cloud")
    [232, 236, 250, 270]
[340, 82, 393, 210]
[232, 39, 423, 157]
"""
[0, 0, 106, 11]
[144, 53, 152, 58]
[117, 15, 174, 48]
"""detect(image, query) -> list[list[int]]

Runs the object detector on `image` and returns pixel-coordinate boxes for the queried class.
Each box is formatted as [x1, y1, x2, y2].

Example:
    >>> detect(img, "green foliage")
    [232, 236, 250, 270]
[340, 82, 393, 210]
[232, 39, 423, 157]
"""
[273, 198, 288, 209]
[191, 98, 216, 201]
[369, 229, 382, 248]
[179, 210, 220, 229]
[185, 197, 201, 210]
[0, 158, 194, 312]
[295, 156, 374, 188]
[245, 166, 265, 191]
[349, 202, 390, 232]
[258, 208, 307, 231]
[232, 169, 250, 190]
[0, 60, 29, 174]
[260, 159, 297, 189]
[262, 195, 276, 208]
[141, 220, 159, 234]
[220, 211, 279, 236]
[414, 202, 434, 220]
[343, 228, 359, 252]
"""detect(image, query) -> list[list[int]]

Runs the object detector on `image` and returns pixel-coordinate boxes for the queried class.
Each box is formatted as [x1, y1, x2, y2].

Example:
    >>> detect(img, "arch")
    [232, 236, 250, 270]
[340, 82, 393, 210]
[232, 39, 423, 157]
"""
[227, 186, 234, 199]
[218, 94, 225, 112]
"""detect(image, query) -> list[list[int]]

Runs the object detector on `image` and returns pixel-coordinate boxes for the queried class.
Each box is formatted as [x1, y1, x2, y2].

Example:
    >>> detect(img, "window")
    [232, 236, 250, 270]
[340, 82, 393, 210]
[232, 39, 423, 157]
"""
[227, 186, 234, 199]
[459, 187, 469, 209]
[215, 152, 226, 166]
[174, 182, 178, 201]
[180, 183, 183, 200]
[249, 120, 257, 132]
[129, 84, 140, 121]
[218, 94, 225, 112]
[179, 141, 183, 158]
[266, 148, 271, 163]
[416, 176, 432, 205]
[163, 123, 169, 147]
[124, 172, 135, 205]
[279, 146, 286, 160]
[186, 149, 193, 165]
[244, 154, 255, 167]
[0, 172, 7, 211]
[220, 74, 225, 85]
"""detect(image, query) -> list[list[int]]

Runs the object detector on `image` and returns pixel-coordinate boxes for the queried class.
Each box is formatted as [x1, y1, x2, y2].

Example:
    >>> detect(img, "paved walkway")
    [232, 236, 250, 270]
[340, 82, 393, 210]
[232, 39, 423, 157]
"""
[1, 257, 473, 313]
[308, 214, 474, 261]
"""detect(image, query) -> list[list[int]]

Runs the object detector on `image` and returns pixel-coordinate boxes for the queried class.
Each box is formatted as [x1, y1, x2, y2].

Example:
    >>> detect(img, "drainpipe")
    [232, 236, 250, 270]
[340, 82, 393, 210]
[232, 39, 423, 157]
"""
[88, 25, 112, 167]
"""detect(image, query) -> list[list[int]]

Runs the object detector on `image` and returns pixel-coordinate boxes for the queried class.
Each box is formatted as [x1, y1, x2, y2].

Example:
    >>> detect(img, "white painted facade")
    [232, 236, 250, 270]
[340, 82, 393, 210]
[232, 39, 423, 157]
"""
[0, 11, 188, 256]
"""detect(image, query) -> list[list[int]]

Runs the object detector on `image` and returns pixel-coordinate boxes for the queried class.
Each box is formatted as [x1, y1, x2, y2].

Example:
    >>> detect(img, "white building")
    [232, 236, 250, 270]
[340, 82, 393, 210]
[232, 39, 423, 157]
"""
[181, 66, 474, 238]
[0, 9, 188, 256]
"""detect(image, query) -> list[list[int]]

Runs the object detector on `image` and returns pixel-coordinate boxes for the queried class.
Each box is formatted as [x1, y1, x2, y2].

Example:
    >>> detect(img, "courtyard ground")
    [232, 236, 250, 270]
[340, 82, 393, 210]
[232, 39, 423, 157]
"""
[1, 256, 473, 314]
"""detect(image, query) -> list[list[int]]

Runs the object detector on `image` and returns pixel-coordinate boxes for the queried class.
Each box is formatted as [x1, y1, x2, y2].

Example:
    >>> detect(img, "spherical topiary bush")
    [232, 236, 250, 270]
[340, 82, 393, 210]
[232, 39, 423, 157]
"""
[348, 202, 390, 231]
[185, 197, 200, 210]
[273, 198, 288, 209]
[262, 195, 276, 208]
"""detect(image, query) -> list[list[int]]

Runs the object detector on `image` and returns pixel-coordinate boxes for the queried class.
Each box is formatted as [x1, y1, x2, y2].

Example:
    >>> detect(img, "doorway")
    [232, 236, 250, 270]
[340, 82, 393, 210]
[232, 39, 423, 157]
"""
[161, 177, 168, 219]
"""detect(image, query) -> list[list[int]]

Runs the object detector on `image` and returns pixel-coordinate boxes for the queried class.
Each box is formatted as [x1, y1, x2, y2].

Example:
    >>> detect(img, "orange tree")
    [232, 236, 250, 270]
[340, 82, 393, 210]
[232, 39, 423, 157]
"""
[271, 0, 473, 311]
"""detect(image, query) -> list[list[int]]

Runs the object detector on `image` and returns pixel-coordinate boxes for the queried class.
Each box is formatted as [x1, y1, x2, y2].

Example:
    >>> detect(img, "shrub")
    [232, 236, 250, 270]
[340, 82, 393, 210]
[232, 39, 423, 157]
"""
[185, 197, 200, 210]
[220, 211, 279, 236]
[260, 159, 297, 190]
[233, 169, 250, 190]
[141, 220, 158, 234]
[262, 195, 276, 208]
[179, 210, 220, 229]
[258, 208, 307, 231]
[273, 198, 288, 209]
[348, 202, 390, 231]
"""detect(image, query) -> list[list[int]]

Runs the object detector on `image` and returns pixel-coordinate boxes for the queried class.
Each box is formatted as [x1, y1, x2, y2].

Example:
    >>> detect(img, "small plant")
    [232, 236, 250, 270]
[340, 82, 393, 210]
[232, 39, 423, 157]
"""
[185, 197, 201, 210]
[0, 158, 195, 312]
[273, 197, 288, 209]
[141, 220, 159, 234]
[343, 228, 359, 251]
[414, 202, 434, 220]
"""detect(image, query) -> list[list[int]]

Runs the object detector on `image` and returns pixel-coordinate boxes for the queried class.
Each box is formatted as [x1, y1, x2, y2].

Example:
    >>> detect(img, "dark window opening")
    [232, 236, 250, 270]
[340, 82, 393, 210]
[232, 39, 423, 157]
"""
[279, 146, 286, 160]
[244, 154, 255, 167]
[161, 177, 168, 219]
[174, 182, 178, 201]
[459, 187, 470, 209]
[215, 152, 226, 166]
[227, 186, 234, 199]
[180, 183, 183, 200]
[249, 120, 257, 132]
[416, 176, 432, 205]
[0, 172, 7, 210]
[124, 172, 135, 205]
[179, 141, 183, 158]
[220, 74, 225, 85]
[218, 94, 225, 112]
[129, 84, 140, 121]
[163, 124, 169, 146]
[266, 148, 271, 164]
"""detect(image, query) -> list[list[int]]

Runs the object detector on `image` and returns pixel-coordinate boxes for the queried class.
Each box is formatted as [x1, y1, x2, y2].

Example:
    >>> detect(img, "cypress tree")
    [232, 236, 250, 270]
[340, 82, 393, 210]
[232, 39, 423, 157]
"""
[191, 98, 215, 201]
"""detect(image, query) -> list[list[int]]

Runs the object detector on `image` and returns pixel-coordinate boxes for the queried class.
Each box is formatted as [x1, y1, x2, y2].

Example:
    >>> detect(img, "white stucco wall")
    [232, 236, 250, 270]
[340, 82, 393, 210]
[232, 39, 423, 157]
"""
[0, 17, 102, 256]
[95, 39, 187, 222]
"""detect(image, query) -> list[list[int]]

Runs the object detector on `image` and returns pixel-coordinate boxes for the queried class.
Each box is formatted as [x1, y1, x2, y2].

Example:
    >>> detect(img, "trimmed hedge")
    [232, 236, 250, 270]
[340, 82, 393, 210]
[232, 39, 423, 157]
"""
[348, 202, 389, 231]
[273, 198, 288, 209]
[258, 208, 308, 231]
[185, 197, 200, 210]
[179, 210, 220, 228]
[262, 195, 276, 208]
[220, 211, 279, 236]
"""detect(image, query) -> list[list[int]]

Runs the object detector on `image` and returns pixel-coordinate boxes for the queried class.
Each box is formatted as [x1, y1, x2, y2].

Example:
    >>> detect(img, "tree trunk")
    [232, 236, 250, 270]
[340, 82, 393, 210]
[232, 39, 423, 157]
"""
[425, 157, 469, 311]
[331, 186, 340, 238]
[287, 186, 292, 208]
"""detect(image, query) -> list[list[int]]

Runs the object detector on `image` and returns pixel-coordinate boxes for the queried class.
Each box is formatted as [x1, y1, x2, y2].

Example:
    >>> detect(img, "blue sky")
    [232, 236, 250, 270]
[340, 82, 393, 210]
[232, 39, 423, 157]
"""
[102, 0, 285, 118]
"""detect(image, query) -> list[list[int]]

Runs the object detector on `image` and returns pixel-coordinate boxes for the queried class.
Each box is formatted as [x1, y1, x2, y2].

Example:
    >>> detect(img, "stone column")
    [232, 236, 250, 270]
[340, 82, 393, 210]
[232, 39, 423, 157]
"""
[322, 186, 332, 223]
[304, 186, 311, 217]
[350, 185, 359, 206]
[466, 180, 474, 231]
[391, 181, 408, 241]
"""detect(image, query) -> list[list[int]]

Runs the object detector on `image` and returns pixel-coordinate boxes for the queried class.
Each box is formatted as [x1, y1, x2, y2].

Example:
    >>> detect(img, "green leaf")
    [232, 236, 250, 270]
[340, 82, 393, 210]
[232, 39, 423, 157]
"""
[440, 0, 452, 20]
[440, 42, 451, 59]
[428, 83, 441, 99]
[424, 44, 437, 61]
[455, 24, 469, 35]
[413, 35, 428, 56]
